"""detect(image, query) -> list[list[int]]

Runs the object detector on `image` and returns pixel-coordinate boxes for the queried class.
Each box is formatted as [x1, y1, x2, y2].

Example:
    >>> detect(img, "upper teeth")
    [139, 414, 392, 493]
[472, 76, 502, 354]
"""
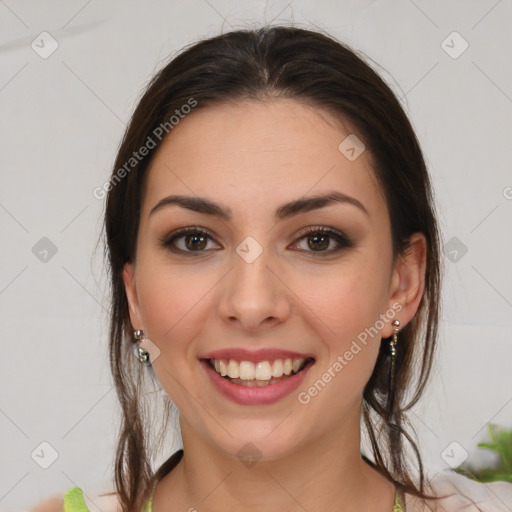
[211, 358, 307, 380]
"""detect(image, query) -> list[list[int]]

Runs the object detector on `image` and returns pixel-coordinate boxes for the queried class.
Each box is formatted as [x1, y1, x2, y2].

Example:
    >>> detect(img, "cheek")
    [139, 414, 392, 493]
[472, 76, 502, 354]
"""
[301, 261, 388, 338]
[135, 261, 215, 358]
[293, 262, 390, 401]
[135, 263, 215, 408]
[298, 270, 388, 410]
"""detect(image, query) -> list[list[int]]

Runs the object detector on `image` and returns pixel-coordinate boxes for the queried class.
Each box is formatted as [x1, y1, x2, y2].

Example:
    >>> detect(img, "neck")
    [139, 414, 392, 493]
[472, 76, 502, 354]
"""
[154, 404, 396, 512]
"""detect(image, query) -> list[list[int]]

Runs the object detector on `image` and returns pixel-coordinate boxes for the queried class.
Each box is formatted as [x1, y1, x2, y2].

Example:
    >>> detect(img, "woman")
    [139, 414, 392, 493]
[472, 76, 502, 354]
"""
[36, 25, 512, 512]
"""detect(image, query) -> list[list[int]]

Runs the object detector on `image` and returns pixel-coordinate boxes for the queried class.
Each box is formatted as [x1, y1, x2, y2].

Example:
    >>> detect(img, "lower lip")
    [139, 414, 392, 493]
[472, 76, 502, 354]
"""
[200, 359, 314, 405]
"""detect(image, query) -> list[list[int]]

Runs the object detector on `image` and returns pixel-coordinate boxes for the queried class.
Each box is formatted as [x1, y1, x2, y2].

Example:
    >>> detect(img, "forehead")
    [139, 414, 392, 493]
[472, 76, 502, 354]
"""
[141, 99, 384, 220]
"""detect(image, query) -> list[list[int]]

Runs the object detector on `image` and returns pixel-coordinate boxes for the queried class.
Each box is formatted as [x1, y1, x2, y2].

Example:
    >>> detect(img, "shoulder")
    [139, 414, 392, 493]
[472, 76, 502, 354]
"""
[28, 487, 121, 512]
[404, 470, 512, 512]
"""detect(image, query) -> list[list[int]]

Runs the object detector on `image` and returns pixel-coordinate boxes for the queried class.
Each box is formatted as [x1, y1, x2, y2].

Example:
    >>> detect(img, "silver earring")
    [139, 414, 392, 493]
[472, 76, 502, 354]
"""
[133, 329, 151, 366]
[386, 320, 400, 419]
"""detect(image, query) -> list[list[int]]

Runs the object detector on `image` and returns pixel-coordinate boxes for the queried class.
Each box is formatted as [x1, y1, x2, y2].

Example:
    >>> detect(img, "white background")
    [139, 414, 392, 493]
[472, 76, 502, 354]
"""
[1, 1, 511, 510]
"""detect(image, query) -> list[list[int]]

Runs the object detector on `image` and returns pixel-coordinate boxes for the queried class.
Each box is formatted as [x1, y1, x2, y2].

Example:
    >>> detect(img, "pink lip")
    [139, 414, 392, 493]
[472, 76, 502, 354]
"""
[200, 359, 315, 405]
[199, 348, 315, 362]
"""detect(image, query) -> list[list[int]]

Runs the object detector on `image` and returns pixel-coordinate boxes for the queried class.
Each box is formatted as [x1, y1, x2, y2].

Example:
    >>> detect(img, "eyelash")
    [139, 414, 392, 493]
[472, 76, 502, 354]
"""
[158, 225, 353, 257]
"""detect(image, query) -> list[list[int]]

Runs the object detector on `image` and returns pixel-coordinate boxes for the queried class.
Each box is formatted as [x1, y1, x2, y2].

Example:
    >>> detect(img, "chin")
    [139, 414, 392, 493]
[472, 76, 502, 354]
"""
[211, 426, 307, 464]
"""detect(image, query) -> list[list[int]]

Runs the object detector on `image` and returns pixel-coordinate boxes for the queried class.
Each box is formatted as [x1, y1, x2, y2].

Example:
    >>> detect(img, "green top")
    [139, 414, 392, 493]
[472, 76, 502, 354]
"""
[62, 485, 404, 511]
[62, 486, 153, 512]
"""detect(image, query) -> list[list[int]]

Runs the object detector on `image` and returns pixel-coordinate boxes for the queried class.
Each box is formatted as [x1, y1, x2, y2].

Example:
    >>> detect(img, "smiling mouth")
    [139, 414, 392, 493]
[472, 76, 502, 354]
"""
[205, 357, 315, 387]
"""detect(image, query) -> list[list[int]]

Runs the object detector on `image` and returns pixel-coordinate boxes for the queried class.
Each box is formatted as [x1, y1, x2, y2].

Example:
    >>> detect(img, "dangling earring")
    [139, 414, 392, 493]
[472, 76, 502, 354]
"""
[133, 329, 151, 366]
[386, 320, 400, 419]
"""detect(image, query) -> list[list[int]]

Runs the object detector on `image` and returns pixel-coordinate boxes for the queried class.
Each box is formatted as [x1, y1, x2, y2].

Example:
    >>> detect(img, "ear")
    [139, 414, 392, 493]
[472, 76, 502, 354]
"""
[122, 262, 144, 331]
[382, 232, 427, 338]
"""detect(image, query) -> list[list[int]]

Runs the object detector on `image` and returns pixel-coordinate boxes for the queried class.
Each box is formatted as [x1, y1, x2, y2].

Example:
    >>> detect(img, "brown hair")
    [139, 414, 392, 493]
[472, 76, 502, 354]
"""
[102, 25, 444, 511]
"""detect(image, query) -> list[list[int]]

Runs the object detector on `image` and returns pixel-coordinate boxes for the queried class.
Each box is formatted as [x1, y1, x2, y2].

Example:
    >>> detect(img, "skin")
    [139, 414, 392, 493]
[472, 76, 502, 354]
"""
[123, 98, 427, 512]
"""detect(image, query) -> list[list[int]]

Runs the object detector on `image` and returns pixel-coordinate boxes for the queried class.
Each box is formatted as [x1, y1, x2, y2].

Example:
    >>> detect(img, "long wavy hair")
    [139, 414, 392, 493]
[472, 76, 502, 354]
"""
[101, 25, 444, 511]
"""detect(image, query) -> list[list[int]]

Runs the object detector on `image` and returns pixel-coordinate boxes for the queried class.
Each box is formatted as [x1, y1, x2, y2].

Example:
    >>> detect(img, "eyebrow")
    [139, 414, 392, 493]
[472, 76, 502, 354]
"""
[149, 191, 369, 220]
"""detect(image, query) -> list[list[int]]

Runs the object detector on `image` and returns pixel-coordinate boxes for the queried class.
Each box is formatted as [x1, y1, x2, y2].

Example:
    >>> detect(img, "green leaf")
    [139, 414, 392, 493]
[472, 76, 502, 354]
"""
[453, 424, 512, 483]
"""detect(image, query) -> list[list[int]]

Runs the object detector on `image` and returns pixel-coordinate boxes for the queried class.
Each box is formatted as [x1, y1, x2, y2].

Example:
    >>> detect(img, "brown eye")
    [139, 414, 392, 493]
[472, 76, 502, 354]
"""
[307, 233, 330, 251]
[184, 233, 208, 251]
[294, 227, 353, 255]
[159, 227, 220, 255]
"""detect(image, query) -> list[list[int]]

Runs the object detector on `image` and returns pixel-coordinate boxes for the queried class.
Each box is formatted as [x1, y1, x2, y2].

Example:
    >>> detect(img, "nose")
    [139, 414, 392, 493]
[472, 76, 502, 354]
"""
[217, 244, 291, 333]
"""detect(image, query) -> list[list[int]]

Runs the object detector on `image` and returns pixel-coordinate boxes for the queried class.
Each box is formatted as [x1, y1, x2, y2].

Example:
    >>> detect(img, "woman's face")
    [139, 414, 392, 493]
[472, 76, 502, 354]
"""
[123, 98, 425, 461]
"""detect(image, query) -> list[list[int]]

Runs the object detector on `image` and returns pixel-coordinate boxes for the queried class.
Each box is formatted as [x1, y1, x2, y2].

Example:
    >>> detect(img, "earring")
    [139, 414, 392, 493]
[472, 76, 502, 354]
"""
[386, 320, 400, 418]
[389, 320, 400, 359]
[133, 329, 151, 366]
